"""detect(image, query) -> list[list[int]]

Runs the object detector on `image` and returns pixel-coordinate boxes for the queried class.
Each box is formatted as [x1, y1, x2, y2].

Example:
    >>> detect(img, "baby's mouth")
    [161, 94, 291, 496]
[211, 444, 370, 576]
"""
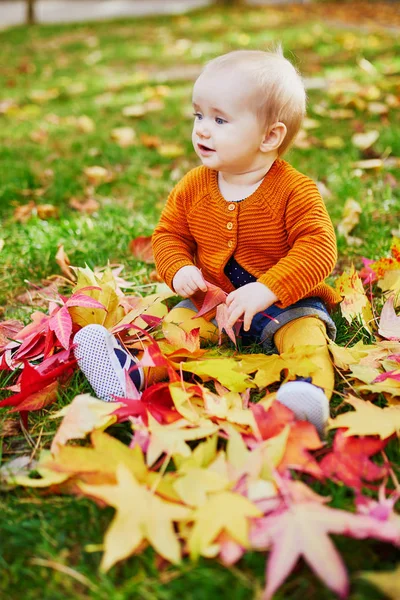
[198, 143, 215, 152]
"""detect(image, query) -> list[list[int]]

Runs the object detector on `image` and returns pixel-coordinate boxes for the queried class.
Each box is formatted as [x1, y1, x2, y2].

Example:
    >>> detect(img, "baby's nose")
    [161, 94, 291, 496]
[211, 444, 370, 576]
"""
[196, 121, 211, 138]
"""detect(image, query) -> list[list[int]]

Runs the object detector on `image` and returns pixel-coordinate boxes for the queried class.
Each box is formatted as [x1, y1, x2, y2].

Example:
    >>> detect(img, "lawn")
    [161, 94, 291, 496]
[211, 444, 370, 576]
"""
[1, 3, 400, 600]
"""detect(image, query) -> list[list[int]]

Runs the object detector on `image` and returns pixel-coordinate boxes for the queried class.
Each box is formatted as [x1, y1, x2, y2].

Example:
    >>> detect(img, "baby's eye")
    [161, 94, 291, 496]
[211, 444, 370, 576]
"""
[193, 112, 203, 120]
[215, 117, 227, 125]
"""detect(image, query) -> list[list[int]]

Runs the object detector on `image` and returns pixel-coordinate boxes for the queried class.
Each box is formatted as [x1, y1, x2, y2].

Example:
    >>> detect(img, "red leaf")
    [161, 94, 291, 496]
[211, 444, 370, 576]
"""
[140, 341, 180, 383]
[320, 429, 388, 489]
[112, 397, 148, 424]
[196, 280, 227, 318]
[251, 401, 295, 440]
[14, 332, 46, 361]
[0, 359, 76, 410]
[114, 382, 180, 425]
[142, 382, 181, 423]
[129, 236, 154, 263]
[9, 380, 59, 412]
[278, 421, 324, 479]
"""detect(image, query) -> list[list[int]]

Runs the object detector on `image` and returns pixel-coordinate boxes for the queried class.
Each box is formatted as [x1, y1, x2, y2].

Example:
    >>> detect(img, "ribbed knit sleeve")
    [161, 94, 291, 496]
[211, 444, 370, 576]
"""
[257, 179, 337, 307]
[152, 168, 203, 290]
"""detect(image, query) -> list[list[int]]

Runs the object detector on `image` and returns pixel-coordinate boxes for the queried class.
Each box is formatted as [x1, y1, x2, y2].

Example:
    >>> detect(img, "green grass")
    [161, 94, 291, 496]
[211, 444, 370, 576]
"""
[1, 4, 400, 599]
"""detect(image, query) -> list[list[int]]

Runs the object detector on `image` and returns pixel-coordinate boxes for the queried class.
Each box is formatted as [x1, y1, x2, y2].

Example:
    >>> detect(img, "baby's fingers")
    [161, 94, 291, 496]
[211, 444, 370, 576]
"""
[227, 305, 244, 328]
[191, 271, 207, 293]
[243, 310, 254, 332]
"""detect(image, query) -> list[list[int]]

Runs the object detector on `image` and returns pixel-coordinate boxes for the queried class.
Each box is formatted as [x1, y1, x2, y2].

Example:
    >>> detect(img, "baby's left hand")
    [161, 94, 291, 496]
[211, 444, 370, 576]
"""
[226, 282, 278, 332]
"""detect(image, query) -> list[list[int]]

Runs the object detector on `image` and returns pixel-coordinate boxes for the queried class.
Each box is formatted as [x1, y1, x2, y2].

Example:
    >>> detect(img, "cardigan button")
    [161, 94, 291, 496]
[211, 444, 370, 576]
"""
[228, 203, 236, 211]
[226, 222, 233, 230]
[227, 240, 234, 248]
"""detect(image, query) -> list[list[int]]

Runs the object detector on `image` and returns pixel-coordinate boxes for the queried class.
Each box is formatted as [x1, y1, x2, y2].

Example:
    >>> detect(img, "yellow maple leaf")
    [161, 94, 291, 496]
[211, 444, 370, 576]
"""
[145, 414, 219, 467]
[182, 357, 256, 392]
[237, 353, 284, 388]
[173, 435, 218, 470]
[3, 450, 70, 488]
[45, 430, 148, 484]
[202, 389, 257, 429]
[360, 564, 400, 600]
[79, 464, 191, 570]
[372, 238, 400, 284]
[169, 384, 205, 424]
[328, 394, 400, 438]
[50, 393, 123, 453]
[226, 423, 290, 481]
[173, 465, 230, 507]
[187, 490, 261, 559]
[69, 265, 124, 329]
[334, 265, 373, 332]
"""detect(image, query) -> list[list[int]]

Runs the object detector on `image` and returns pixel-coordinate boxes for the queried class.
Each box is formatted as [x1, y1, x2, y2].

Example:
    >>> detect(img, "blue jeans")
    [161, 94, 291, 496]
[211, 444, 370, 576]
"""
[175, 296, 336, 353]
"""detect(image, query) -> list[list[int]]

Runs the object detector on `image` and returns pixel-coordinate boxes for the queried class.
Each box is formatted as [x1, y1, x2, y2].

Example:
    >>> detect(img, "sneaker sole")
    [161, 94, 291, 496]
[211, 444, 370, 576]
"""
[277, 381, 329, 435]
[74, 324, 140, 402]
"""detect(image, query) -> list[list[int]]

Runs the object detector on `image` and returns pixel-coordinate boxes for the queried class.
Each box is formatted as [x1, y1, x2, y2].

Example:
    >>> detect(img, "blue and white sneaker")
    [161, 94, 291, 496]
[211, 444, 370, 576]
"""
[73, 324, 144, 402]
[277, 380, 329, 436]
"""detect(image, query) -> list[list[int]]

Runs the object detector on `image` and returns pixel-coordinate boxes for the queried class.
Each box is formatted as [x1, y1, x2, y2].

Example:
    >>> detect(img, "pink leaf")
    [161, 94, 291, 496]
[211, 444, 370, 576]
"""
[378, 295, 400, 340]
[65, 292, 106, 310]
[253, 499, 400, 600]
[48, 305, 72, 350]
[215, 304, 241, 346]
[373, 370, 400, 383]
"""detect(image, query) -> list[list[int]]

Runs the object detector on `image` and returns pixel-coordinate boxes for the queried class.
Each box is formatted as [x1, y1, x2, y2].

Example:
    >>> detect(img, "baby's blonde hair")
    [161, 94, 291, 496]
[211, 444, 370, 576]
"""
[202, 48, 306, 155]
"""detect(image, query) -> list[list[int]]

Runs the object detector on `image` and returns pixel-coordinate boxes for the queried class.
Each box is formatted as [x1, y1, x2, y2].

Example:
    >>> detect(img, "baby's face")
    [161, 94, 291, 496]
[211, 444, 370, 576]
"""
[192, 69, 266, 175]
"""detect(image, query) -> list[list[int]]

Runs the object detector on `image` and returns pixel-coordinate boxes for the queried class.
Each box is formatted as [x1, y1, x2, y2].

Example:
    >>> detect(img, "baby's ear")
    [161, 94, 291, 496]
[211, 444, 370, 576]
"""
[260, 122, 287, 153]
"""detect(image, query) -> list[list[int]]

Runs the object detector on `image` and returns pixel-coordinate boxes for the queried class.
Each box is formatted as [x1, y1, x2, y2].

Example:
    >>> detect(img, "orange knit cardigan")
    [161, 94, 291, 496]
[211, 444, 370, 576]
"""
[152, 159, 341, 310]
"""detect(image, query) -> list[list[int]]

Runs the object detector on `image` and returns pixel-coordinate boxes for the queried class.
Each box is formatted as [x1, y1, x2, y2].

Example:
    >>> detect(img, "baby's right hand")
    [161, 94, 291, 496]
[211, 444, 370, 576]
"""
[172, 266, 207, 298]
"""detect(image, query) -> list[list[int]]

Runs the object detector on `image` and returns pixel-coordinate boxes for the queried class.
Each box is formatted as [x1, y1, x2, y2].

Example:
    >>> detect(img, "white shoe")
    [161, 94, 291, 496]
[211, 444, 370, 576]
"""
[277, 380, 329, 436]
[73, 324, 144, 402]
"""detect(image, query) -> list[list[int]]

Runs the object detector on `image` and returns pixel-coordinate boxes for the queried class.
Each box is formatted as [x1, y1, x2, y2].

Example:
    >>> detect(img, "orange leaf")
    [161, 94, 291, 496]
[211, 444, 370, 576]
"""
[129, 236, 154, 264]
[9, 380, 59, 412]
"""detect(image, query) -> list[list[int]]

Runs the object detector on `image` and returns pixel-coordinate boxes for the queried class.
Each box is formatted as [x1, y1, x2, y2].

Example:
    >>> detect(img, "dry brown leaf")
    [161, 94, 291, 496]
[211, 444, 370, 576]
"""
[76, 115, 95, 133]
[13, 201, 36, 223]
[69, 197, 100, 214]
[293, 130, 312, 149]
[337, 198, 362, 239]
[29, 88, 59, 103]
[0, 419, 20, 438]
[17, 282, 60, 307]
[352, 159, 383, 170]
[368, 102, 388, 115]
[111, 127, 136, 148]
[148, 269, 163, 283]
[316, 181, 332, 200]
[83, 166, 112, 186]
[122, 104, 147, 118]
[13, 202, 58, 222]
[351, 131, 379, 150]
[302, 118, 320, 130]
[30, 129, 48, 144]
[323, 137, 345, 149]
[56, 245, 76, 281]
[157, 144, 185, 159]
[328, 108, 355, 119]
[140, 134, 162, 149]
[36, 204, 59, 220]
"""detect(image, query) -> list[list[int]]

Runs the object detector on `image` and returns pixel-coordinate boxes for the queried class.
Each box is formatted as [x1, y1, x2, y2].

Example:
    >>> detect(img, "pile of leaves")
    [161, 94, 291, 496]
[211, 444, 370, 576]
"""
[1, 239, 400, 599]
